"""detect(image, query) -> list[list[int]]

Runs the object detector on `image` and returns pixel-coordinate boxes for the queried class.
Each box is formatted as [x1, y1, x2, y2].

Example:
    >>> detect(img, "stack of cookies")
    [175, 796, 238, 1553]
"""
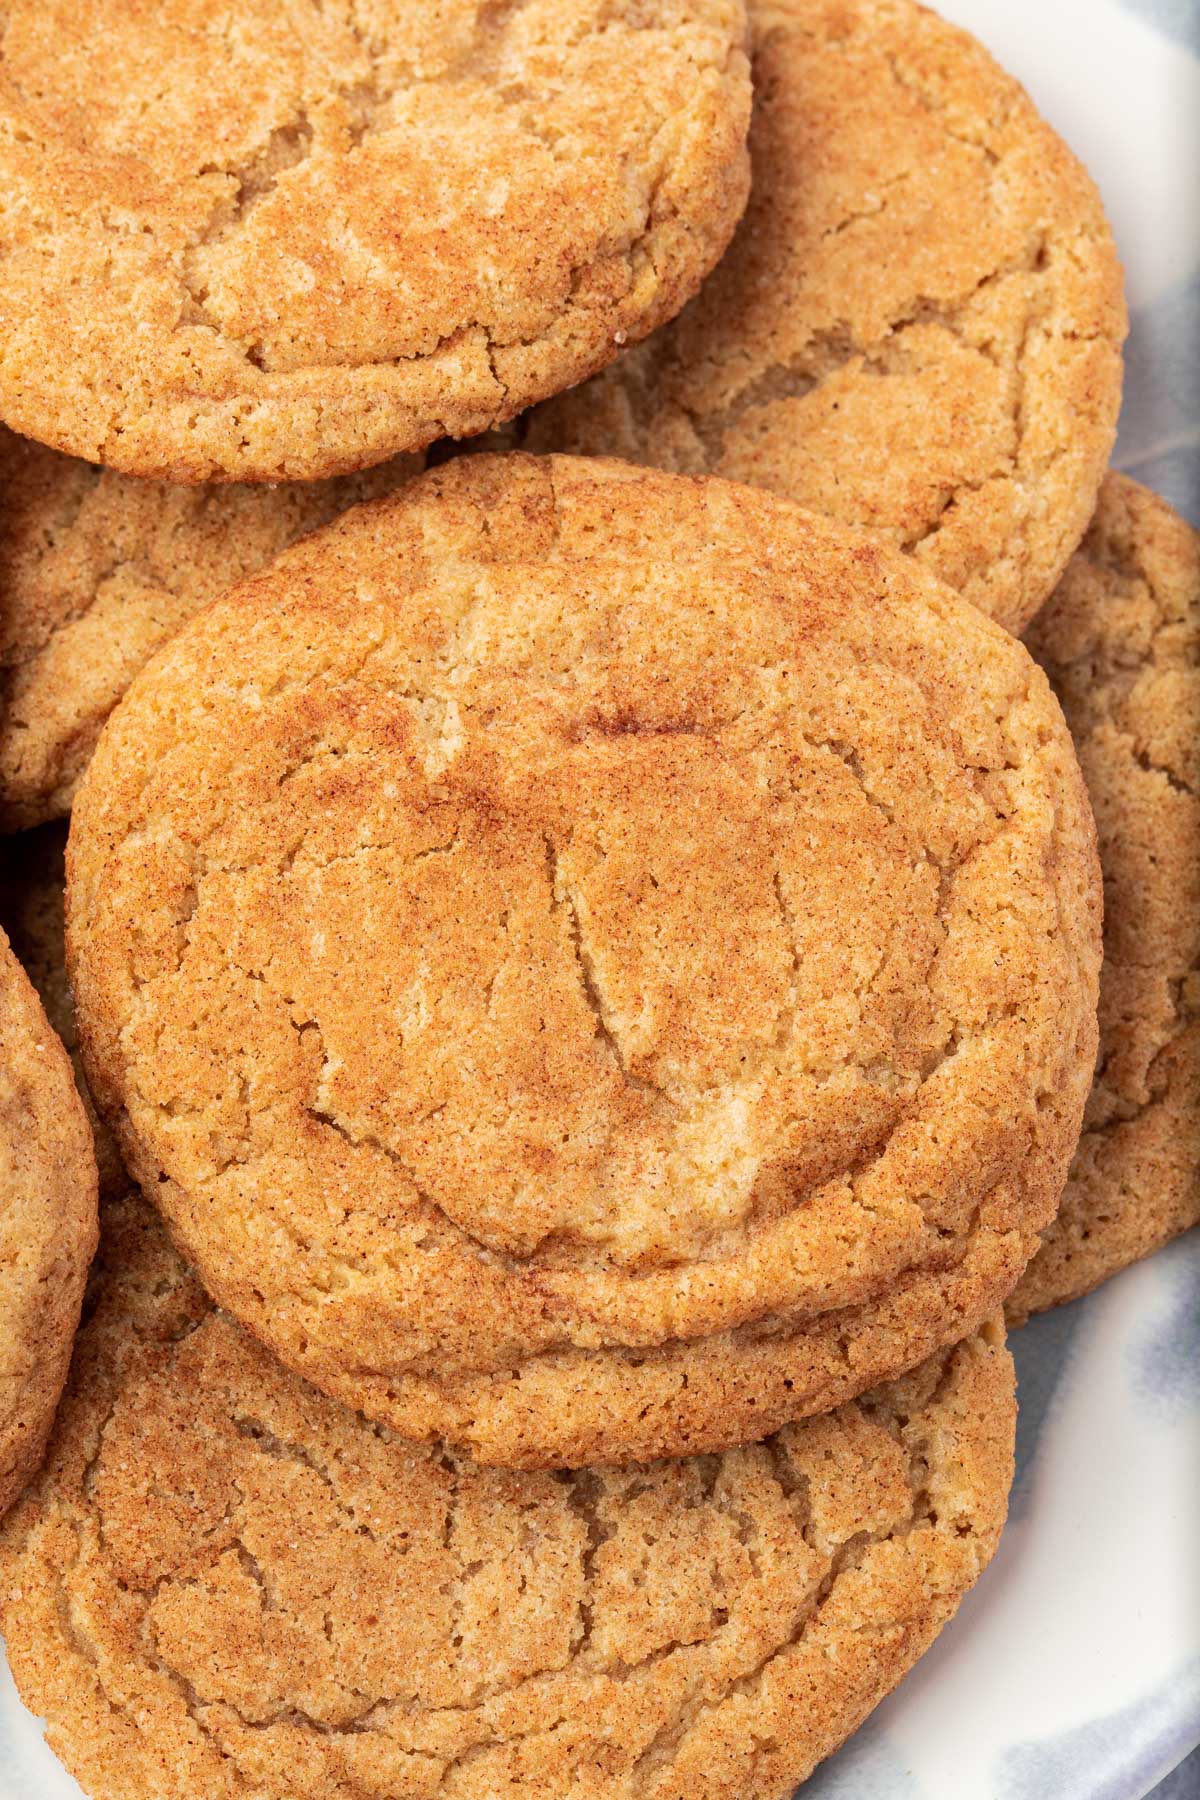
[0, 5, 1194, 1798]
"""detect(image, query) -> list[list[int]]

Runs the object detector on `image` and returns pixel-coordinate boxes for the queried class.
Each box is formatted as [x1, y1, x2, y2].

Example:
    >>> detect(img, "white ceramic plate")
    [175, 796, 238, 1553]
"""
[1, 2, 1197, 1795]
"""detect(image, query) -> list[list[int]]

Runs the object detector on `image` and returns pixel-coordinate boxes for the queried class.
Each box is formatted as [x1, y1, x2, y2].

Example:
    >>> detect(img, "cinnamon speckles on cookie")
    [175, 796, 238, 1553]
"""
[519, 0, 1126, 635]
[0, 425, 424, 828]
[66, 455, 1100, 1466]
[0, 1194, 1015, 1800]
[0, 1, 751, 480]
[1008, 475, 1200, 1323]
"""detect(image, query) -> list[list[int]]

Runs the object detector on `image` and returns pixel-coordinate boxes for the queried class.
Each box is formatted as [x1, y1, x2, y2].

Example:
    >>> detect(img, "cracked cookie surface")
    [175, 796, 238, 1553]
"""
[0, 426, 424, 828]
[0, 822, 125, 1202]
[518, 0, 1126, 636]
[1008, 476, 1200, 1323]
[0, 923, 97, 1519]
[67, 454, 1099, 1466]
[0, 1, 750, 481]
[0, 1192, 1015, 1800]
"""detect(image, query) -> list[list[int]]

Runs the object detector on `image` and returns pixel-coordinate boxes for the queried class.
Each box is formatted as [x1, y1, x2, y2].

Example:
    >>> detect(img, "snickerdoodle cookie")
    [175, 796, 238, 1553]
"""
[519, 0, 1126, 635]
[0, 823, 124, 1201]
[0, 2, 751, 481]
[0, 426, 424, 829]
[1008, 476, 1200, 1323]
[0, 1192, 1015, 1800]
[0, 924, 97, 1518]
[67, 455, 1099, 1467]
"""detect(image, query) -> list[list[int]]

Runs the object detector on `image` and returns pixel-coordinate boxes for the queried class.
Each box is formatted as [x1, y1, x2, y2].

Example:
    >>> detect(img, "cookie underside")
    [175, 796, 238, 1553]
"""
[0, 927, 98, 1520]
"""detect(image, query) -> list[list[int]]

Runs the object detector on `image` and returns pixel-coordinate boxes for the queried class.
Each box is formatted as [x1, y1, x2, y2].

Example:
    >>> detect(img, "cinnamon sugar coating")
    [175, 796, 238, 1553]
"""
[0, 1194, 1015, 1800]
[519, 0, 1126, 634]
[1009, 475, 1200, 1321]
[66, 455, 1099, 1464]
[0, 1, 750, 480]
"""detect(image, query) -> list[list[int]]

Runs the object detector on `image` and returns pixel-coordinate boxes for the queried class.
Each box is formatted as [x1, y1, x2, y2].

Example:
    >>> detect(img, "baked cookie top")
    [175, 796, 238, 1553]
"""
[0, 924, 97, 1519]
[520, 0, 1126, 635]
[0, 1192, 1015, 1800]
[1009, 475, 1200, 1322]
[0, 823, 125, 1203]
[0, 426, 423, 829]
[0, 0, 751, 481]
[67, 455, 1099, 1465]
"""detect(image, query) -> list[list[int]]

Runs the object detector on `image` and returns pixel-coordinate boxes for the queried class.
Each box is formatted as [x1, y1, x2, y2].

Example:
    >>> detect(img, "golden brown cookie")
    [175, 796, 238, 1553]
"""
[0, 822, 125, 1201]
[0, 2, 751, 482]
[1008, 476, 1200, 1323]
[0, 924, 97, 1518]
[67, 455, 1100, 1467]
[518, 0, 1126, 635]
[0, 1192, 1015, 1800]
[0, 426, 427, 829]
